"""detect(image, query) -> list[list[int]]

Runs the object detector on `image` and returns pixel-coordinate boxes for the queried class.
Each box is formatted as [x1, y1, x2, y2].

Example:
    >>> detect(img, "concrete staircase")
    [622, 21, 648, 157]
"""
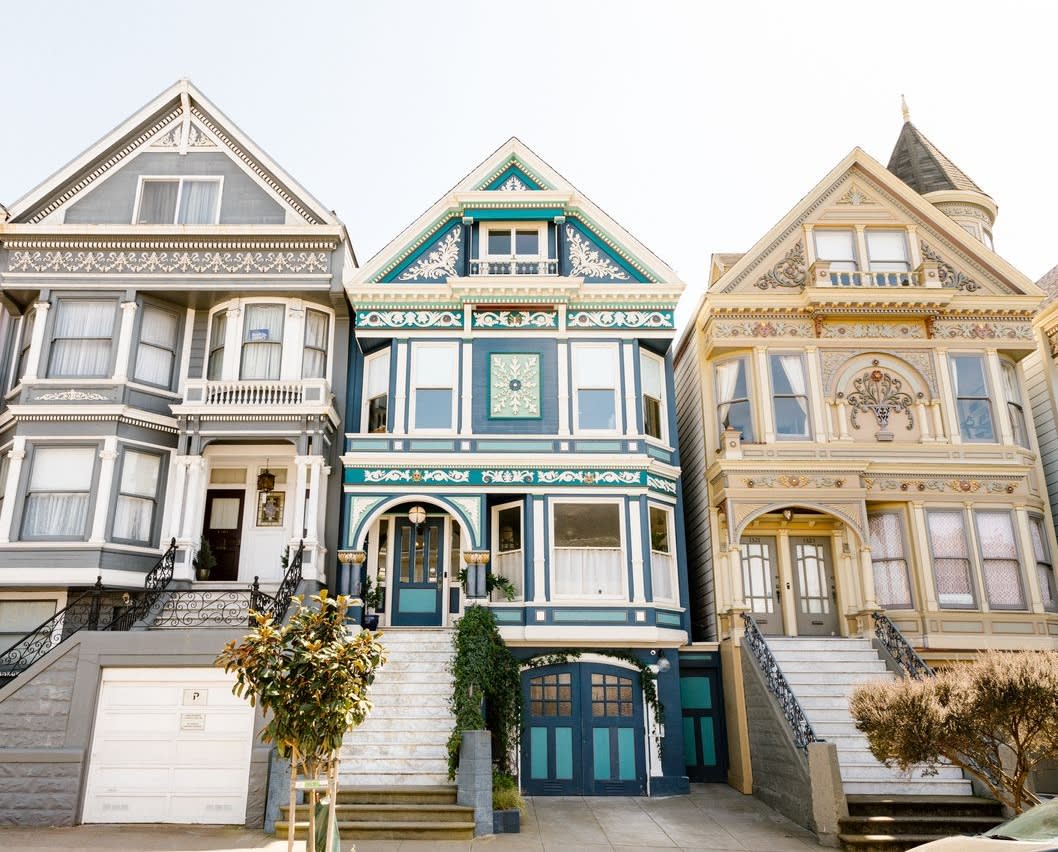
[839, 794, 1003, 852]
[766, 637, 972, 796]
[338, 628, 455, 787]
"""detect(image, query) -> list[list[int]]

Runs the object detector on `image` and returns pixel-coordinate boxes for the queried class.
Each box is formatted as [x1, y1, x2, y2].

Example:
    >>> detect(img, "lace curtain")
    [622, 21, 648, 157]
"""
[867, 513, 913, 608]
[23, 447, 95, 538]
[651, 551, 674, 601]
[1030, 517, 1057, 611]
[240, 304, 284, 380]
[976, 511, 1025, 609]
[47, 300, 116, 378]
[927, 511, 975, 607]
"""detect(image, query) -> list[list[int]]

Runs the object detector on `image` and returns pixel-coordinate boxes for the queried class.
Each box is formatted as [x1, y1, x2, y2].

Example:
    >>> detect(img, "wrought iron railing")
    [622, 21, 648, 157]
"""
[872, 611, 934, 679]
[0, 539, 177, 685]
[741, 612, 820, 750]
[250, 540, 304, 624]
[151, 589, 259, 628]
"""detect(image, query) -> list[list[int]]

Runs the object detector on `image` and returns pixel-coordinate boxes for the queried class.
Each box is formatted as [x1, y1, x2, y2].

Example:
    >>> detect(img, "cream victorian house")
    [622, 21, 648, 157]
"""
[674, 116, 1055, 832]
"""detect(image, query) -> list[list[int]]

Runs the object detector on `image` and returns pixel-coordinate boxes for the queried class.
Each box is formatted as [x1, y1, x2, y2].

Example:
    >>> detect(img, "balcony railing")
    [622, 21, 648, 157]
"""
[180, 378, 330, 408]
[810, 261, 924, 289]
[469, 258, 559, 276]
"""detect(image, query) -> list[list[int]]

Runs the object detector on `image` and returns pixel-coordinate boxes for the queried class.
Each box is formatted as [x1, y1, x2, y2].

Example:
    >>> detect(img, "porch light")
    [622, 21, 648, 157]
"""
[408, 505, 427, 526]
[257, 458, 276, 493]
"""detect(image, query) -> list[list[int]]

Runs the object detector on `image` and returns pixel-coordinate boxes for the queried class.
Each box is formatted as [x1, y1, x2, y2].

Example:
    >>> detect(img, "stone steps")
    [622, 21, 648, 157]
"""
[839, 794, 1003, 851]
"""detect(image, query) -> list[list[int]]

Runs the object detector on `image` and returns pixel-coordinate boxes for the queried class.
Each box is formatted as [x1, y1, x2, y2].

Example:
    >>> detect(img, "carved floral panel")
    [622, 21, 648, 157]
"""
[489, 353, 541, 418]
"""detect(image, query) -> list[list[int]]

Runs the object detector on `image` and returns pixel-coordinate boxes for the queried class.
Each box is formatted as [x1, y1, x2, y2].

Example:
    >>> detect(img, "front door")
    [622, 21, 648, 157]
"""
[790, 536, 839, 636]
[522, 664, 646, 796]
[739, 536, 781, 634]
[392, 518, 444, 626]
[680, 667, 726, 782]
[203, 490, 244, 582]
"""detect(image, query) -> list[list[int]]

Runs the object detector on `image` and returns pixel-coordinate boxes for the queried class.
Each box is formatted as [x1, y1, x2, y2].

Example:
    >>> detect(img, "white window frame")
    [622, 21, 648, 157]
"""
[13, 310, 35, 389]
[482, 222, 547, 262]
[950, 353, 997, 443]
[133, 302, 180, 390]
[409, 341, 460, 434]
[206, 307, 227, 381]
[239, 301, 286, 381]
[491, 500, 525, 602]
[647, 503, 677, 604]
[813, 228, 859, 271]
[864, 229, 911, 271]
[926, 508, 977, 609]
[866, 510, 914, 609]
[571, 342, 621, 435]
[639, 349, 668, 445]
[132, 175, 223, 226]
[714, 355, 754, 443]
[814, 227, 911, 272]
[45, 297, 120, 380]
[768, 351, 811, 440]
[1000, 359, 1029, 448]
[972, 509, 1027, 611]
[1030, 514, 1057, 613]
[19, 444, 98, 542]
[549, 497, 627, 601]
[301, 308, 331, 381]
[361, 348, 391, 433]
[110, 447, 164, 547]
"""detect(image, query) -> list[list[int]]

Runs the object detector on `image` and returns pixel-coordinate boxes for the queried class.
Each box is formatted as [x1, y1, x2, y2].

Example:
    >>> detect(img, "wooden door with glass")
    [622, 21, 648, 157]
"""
[739, 536, 782, 634]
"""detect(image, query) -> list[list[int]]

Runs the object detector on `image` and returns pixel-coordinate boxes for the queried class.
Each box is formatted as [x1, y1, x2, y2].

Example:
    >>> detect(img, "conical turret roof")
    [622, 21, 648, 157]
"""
[887, 121, 989, 198]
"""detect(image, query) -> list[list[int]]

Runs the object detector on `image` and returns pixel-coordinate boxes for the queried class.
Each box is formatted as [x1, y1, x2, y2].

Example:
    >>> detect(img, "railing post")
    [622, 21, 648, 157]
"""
[89, 576, 103, 632]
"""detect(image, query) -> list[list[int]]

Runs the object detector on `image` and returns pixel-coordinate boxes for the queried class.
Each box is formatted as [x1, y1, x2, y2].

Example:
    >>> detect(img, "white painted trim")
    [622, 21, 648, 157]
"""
[360, 348, 391, 433]
[646, 502, 678, 605]
[628, 499, 644, 603]
[638, 347, 668, 445]
[479, 222, 548, 262]
[408, 340, 460, 435]
[491, 499, 525, 602]
[131, 175, 224, 225]
[460, 341, 473, 435]
[177, 308, 195, 394]
[548, 495, 628, 602]
[569, 341, 621, 436]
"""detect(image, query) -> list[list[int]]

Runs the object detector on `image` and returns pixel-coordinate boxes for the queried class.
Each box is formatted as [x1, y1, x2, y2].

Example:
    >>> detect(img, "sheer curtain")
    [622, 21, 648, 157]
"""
[134, 307, 178, 387]
[47, 300, 116, 378]
[927, 511, 974, 607]
[1030, 518, 1057, 611]
[651, 550, 674, 601]
[240, 304, 284, 380]
[493, 550, 524, 601]
[177, 180, 219, 224]
[715, 360, 741, 429]
[22, 447, 95, 538]
[137, 181, 178, 224]
[554, 548, 623, 596]
[113, 451, 160, 543]
[778, 355, 808, 414]
[302, 310, 329, 379]
[976, 511, 1025, 609]
[868, 513, 913, 608]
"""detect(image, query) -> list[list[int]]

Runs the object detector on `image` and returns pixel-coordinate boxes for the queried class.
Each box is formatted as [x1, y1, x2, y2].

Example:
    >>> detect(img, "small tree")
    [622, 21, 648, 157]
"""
[850, 650, 1058, 812]
[217, 591, 386, 851]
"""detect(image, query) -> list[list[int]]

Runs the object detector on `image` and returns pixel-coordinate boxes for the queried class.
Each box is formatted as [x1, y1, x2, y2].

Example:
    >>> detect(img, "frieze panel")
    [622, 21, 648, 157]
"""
[28, 387, 116, 402]
[863, 476, 1020, 495]
[819, 320, 926, 339]
[742, 475, 847, 489]
[356, 309, 463, 329]
[362, 469, 471, 484]
[931, 320, 1033, 342]
[647, 475, 678, 495]
[566, 309, 673, 330]
[820, 350, 937, 397]
[710, 318, 814, 339]
[346, 467, 649, 488]
[472, 310, 557, 329]
[7, 250, 330, 275]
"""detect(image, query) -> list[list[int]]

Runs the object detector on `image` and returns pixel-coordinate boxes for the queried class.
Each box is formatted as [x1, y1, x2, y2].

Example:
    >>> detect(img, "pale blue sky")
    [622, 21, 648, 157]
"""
[2, 1, 1055, 323]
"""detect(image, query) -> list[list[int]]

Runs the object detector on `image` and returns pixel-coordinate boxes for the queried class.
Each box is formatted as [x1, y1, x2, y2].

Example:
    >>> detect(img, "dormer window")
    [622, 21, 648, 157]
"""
[814, 228, 911, 286]
[865, 231, 910, 271]
[814, 230, 858, 271]
[475, 223, 551, 275]
[134, 177, 221, 225]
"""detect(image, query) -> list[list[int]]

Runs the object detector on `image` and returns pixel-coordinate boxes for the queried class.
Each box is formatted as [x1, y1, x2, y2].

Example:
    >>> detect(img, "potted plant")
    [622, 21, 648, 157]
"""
[193, 537, 216, 582]
[492, 771, 524, 833]
[360, 574, 383, 630]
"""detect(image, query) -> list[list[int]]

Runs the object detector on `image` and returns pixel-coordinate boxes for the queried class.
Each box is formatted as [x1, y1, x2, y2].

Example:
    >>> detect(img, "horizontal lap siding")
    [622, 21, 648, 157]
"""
[674, 332, 715, 641]
[1024, 350, 1058, 515]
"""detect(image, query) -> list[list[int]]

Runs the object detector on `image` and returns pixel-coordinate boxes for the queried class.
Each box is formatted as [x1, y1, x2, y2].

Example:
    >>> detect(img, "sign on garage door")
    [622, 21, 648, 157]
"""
[83, 667, 254, 824]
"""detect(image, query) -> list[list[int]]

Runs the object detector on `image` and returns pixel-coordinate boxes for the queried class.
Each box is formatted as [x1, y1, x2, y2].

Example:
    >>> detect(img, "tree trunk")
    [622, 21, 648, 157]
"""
[287, 746, 298, 852]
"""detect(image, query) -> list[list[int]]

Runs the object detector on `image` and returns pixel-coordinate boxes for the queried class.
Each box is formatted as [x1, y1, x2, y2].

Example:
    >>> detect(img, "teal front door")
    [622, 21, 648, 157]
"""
[392, 518, 444, 626]
[680, 668, 726, 782]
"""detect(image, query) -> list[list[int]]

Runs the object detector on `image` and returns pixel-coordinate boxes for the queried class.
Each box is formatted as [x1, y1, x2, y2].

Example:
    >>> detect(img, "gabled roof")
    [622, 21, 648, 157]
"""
[353, 136, 680, 286]
[887, 121, 988, 197]
[5, 79, 339, 227]
[1037, 263, 1058, 308]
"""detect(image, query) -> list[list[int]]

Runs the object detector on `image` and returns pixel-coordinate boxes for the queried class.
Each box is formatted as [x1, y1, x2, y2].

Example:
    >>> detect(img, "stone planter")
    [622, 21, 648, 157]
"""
[493, 808, 520, 834]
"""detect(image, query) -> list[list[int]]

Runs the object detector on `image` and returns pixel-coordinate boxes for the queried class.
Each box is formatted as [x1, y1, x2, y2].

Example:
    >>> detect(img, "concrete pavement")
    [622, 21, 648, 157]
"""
[0, 784, 825, 851]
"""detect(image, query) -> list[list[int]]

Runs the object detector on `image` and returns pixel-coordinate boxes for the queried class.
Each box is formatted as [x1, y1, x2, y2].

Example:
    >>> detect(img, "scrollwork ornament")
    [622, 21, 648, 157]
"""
[565, 227, 629, 280]
[844, 364, 914, 435]
[754, 241, 806, 290]
[398, 226, 462, 281]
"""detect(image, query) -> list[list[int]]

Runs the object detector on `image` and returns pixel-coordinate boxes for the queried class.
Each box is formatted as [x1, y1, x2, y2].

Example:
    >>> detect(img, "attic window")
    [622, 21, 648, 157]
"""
[135, 177, 221, 225]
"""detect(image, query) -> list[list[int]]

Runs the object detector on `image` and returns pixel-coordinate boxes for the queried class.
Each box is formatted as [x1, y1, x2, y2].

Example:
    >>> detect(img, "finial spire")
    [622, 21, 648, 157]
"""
[901, 94, 910, 123]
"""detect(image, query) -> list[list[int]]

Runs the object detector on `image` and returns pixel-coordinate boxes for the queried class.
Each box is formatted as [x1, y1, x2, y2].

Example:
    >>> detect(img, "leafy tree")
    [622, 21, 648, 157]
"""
[850, 651, 1058, 812]
[217, 591, 386, 851]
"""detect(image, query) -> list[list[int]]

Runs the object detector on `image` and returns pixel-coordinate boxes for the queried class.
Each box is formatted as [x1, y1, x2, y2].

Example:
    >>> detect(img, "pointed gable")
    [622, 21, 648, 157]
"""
[887, 122, 987, 197]
[6, 80, 338, 228]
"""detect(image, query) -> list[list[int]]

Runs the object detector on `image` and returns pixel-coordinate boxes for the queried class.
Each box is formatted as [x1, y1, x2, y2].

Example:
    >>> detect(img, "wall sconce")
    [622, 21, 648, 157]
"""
[407, 505, 427, 526]
[650, 649, 672, 673]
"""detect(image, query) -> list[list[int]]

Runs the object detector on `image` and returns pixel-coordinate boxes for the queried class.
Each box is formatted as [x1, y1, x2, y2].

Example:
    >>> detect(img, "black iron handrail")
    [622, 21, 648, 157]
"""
[872, 611, 934, 679]
[741, 612, 820, 750]
[0, 538, 177, 685]
[250, 540, 304, 625]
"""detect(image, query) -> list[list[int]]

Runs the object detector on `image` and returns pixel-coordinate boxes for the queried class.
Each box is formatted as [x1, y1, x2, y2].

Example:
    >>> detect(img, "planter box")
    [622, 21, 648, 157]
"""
[493, 809, 520, 834]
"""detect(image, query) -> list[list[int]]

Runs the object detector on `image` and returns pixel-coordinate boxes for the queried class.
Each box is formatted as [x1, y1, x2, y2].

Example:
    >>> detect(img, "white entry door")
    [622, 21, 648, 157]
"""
[83, 667, 254, 824]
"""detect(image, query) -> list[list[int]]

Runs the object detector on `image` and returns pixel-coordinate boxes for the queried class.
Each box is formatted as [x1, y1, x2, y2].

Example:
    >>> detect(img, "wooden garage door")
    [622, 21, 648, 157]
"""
[83, 667, 254, 824]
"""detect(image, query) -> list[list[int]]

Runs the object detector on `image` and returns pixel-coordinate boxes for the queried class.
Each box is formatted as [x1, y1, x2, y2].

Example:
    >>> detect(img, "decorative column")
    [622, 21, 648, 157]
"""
[835, 398, 851, 440]
[20, 301, 50, 383]
[930, 400, 946, 441]
[291, 456, 310, 541]
[0, 438, 27, 542]
[916, 399, 933, 441]
[393, 341, 408, 436]
[221, 302, 242, 381]
[1014, 507, 1045, 613]
[532, 498, 547, 603]
[180, 457, 207, 543]
[909, 501, 939, 612]
[89, 437, 119, 543]
[934, 350, 960, 444]
[463, 551, 490, 599]
[304, 457, 323, 546]
[622, 342, 637, 436]
[776, 527, 796, 636]
[112, 299, 139, 383]
[460, 341, 473, 435]
[557, 342, 570, 436]
[858, 546, 879, 612]
[337, 549, 367, 613]
[281, 300, 305, 381]
[804, 347, 828, 440]
[628, 498, 645, 603]
[985, 349, 1013, 445]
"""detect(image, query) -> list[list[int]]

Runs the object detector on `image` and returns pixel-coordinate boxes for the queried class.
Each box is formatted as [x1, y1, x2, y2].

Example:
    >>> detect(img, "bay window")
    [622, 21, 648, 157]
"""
[492, 502, 524, 601]
[715, 357, 753, 442]
[22, 446, 96, 539]
[950, 355, 995, 441]
[134, 305, 179, 388]
[302, 309, 329, 379]
[640, 351, 666, 442]
[867, 512, 913, 608]
[572, 344, 619, 432]
[649, 505, 675, 602]
[207, 311, 226, 380]
[1001, 360, 1028, 447]
[926, 510, 975, 608]
[47, 299, 117, 378]
[1030, 516, 1057, 612]
[112, 450, 162, 545]
[135, 177, 221, 225]
[769, 353, 809, 439]
[974, 511, 1025, 609]
[552, 502, 624, 597]
[240, 304, 284, 380]
[411, 343, 457, 430]
[363, 349, 390, 433]
[15, 311, 35, 385]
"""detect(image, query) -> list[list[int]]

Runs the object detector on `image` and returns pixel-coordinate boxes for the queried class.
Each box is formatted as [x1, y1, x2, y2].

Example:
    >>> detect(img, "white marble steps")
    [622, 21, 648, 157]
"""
[339, 628, 456, 787]
[765, 637, 973, 796]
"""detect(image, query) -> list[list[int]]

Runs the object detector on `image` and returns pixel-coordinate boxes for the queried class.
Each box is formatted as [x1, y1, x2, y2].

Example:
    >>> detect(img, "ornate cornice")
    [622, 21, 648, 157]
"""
[566, 309, 673, 330]
[5, 248, 331, 276]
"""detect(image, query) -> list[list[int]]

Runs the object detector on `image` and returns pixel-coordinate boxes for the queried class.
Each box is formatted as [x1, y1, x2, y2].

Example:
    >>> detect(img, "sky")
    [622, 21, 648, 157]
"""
[1, 1, 1055, 328]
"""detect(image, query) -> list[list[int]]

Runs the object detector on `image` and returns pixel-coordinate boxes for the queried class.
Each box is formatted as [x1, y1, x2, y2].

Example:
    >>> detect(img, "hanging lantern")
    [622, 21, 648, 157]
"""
[257, 459, 276, 493]
[407, 505, 427, 526]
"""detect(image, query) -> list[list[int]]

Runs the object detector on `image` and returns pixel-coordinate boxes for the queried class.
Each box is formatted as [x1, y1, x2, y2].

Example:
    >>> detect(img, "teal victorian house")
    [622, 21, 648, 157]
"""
[339, 139, 705, 796]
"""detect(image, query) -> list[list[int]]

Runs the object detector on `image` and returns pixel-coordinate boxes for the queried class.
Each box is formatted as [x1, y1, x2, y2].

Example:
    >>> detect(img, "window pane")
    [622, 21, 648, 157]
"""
[302, 349, 326, 379]
[976, 511, 1025, 608]
[414, 346, 456, 387]
[305, 310, 328, 348]
[23, 494, 89, 538]
[114, 495, 153, 542]
[866, 231, 909, 269]
[868, 513, 912, 608]
[0, 600, 57, 634]
[554, 504, 620, 548]
[176, 180, 219, 225]
[951, 355, 988, 397]
[927, 511, 974, 607]
[644, 397, 662, 440]
[134, 307, 178, 386]
[956, 399, 995, 441]
[48, 300, 116, 378]
[487, 231, 511, 255]
[240, 344, 282, 380]
[722, 400, 754, 442]
[207, 312, 226, 380]
[574, 347, 616, 387]
[30, 447, 95, 490]
[498, 506, 522, 552]
[137, 180, 179, 224]
[640, 353, 662, 398]
[578, 389, 616, 430]
[774, 398, 809, 437]
[814, 230, 856, 269]
[243, 305, 284, 342]
[414, 388, 453, 429]
[368, 395, 388, 433]
[366, 352, 390, 397]
[649, 506, 670, 553]
[770, 355, 805, 395]
[515, 230, 539, 255]
[120, 451, 160, 497]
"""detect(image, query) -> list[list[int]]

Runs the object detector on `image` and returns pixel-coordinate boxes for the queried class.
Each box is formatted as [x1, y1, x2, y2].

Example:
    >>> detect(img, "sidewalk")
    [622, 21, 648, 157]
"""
[0, 785, 825, 851]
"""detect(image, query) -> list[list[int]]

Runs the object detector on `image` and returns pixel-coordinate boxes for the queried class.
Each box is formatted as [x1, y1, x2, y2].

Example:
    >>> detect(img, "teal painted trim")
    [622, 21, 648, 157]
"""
[379, 219, 461, 283]
[565, 308, 675, 330]
[464, 207, 565, 220]
[573, 441, 624, 453]
[680, 675, 713, 710]
[656, 610, 682, 627]
[344, 467, 646, 488]
[679, 652, 716, 663]
[398, 589, 438, 613]
[593, 728, 610, 781]
[530, 727, 548, 780]
[568, 213, 661, 283]
[646, 444, 672, 461]
[552, 609, 629, 623]
[346, 439, 390, 451]
[355, 308, 464, 329]
[408, 440, 457, 451]
[492, 609, 524, 624]
[476, 440, 554, 451]
[647, 475, 678, 496]
[484, 164, 542, 190]
[567, 217, 647, 283]
[700, 717, 717, 766]
[682, 717, 697, 767]
[617, 728, 636, 780]
[554, 728, 573, 779]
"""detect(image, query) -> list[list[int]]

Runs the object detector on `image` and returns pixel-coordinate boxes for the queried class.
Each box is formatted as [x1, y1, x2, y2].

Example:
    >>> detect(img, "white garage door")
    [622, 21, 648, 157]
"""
[83, 667, 254, 824]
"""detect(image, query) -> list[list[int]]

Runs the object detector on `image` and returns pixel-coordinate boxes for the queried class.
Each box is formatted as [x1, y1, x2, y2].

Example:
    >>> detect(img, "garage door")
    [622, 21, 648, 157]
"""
[83, 667, 254, 824]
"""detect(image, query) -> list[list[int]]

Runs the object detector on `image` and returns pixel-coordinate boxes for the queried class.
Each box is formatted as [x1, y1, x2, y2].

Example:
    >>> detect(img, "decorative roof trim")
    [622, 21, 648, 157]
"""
[477, 158, 552, 191]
